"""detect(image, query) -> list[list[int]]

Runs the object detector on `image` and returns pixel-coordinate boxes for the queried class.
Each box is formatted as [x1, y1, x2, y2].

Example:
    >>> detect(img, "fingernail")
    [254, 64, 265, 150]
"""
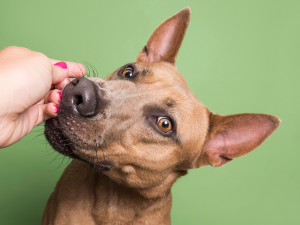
[57, 92, 62, 101]
[54, 105, 59, 113]
[54, 62, 67, 69]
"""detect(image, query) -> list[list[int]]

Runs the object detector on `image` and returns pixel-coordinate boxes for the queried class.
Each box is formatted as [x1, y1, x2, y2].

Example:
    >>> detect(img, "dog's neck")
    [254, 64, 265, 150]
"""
[92, 171, 173, 225]
[50, 160, 179, 225]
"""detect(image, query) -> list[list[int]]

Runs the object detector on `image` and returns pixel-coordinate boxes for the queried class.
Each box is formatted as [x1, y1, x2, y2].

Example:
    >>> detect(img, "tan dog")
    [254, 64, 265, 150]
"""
[43, 8, 280, 225]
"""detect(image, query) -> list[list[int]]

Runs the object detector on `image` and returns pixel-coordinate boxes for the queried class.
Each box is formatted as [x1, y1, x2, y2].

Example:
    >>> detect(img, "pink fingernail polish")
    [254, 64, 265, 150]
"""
[54, 62, 67, 69]
[54, 105, 59, 113]
[58, 92, 62, 101]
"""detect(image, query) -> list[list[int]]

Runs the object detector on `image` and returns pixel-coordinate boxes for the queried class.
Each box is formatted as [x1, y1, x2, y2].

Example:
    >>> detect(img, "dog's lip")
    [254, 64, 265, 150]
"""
[51, 108, 104, 150]
[45, 117, 78, 159]
[86, 161, 113, 172]
[45, 116, 113, 173]
[72, 150, 114, 172]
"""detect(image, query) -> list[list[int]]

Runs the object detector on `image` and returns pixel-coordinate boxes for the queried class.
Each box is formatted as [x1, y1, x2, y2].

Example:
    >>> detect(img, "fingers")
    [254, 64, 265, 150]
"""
[51, 60, 86, 91]
[51, 59, 86, 78]
[33, 90, 60, 125]
[41, 89, 61, 123]
[43, 102, 59, 121]
[44, 89, 62, 104]
[49, 77, 70, 90]
[33, 60, 86, 125]
[55, 77, 70, 90]
[21, 102, 59, 129]
[51, 63, 68, 84]
[33, 102, 58, 126]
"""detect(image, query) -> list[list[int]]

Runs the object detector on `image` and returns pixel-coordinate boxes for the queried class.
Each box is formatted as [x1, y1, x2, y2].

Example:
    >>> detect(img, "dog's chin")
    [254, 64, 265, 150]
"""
[45, 117, 76, 158]
[45, 117, 113, 173]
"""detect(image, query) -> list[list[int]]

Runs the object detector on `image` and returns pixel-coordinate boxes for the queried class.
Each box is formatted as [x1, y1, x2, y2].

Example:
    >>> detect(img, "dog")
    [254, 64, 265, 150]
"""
[43, 8, 280, 225]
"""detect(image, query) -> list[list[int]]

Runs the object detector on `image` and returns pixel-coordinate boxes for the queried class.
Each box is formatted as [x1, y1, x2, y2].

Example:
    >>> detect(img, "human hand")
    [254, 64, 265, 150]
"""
[0, 46, 86, 148]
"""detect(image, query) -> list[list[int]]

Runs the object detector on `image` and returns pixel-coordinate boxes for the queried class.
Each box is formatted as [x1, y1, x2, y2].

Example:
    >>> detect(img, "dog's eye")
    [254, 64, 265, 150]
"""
[122, 66, 134, 78]
[157, 117, 172, 133]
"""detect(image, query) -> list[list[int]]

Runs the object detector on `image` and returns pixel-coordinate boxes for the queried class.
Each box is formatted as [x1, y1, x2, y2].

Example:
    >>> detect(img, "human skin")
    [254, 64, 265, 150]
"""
[0, 46, 86, 148]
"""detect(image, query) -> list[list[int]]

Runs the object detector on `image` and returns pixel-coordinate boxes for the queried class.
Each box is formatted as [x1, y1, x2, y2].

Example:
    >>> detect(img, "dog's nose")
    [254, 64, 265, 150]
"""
[61, 77, 99, 117]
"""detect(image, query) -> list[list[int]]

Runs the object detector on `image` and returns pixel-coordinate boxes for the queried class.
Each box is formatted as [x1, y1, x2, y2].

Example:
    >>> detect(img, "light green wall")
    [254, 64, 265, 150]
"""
[0, 0, 299, 224]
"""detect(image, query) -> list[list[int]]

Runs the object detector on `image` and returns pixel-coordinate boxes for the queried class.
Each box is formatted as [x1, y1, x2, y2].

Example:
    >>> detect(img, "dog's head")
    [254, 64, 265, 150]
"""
[45, 8, 280, 198]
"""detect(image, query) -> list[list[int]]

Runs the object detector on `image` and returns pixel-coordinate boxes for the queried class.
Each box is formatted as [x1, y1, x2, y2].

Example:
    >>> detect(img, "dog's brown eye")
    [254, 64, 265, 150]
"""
[122, 66, 134, 78]
[157, 117, 172, 133]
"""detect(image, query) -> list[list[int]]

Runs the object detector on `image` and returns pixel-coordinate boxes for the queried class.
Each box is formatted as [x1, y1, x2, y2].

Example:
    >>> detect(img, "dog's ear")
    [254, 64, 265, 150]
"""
[194, 113, 280, 168]
[137, 7, 191, 64]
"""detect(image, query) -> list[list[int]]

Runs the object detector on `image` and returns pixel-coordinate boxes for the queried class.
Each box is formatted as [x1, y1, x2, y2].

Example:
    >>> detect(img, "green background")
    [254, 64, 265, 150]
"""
[0, 0, 299, 224]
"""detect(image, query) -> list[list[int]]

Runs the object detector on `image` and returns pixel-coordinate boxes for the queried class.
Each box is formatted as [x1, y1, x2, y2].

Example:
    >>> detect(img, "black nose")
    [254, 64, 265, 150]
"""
[61, 77, 99, 117]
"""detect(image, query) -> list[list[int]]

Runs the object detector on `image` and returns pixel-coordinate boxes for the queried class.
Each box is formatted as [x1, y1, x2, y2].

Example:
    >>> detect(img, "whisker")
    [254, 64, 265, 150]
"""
[82, 61, 100, 78]
[83, 62, 92, 77]
[79, 64, 85, 77]
[31, 133, 45, 141]
[65, 157, 72, 166]
[48, 152, 62, 165]
[98, 135, 106, 162]
[95, 147, 99, 165]
[57, 155, 67, 169]
[91, 64, 99, 78]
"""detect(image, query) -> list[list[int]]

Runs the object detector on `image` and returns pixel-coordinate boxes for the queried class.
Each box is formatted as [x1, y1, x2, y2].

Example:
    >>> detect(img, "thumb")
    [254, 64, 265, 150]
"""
[51, 60, 86, 84]
[52, 62, 69, 84]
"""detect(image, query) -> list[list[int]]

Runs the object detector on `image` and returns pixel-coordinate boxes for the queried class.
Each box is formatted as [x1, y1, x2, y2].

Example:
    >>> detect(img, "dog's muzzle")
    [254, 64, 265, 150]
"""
[60, 77, 99, 117]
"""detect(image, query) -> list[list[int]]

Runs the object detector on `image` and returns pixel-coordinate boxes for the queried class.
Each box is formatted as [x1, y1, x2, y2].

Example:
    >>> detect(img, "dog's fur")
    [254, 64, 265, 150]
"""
[43, 8, 280, 225]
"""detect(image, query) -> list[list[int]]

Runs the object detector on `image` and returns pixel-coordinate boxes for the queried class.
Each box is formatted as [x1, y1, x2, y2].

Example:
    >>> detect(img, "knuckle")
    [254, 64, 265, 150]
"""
[1, 46, 30, 54]
[32, 51, 48, 61]
[1, 46, 50, 66]
[31, 51, 52, 70]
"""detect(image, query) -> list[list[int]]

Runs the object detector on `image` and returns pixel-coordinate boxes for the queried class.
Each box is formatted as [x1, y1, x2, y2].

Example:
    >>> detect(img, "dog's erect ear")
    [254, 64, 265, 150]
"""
[137, 7, 191, 64]
[195, 113, 280, 168]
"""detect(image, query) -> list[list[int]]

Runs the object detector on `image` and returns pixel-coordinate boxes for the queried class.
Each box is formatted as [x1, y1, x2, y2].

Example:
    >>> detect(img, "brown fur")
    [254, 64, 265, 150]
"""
[43, 8, 280, 225]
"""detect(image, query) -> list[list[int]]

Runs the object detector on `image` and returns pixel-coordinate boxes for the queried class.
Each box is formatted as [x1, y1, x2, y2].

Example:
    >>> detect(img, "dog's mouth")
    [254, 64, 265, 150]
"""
[45, 116, 74, 158]
[45, 112, 113, 172]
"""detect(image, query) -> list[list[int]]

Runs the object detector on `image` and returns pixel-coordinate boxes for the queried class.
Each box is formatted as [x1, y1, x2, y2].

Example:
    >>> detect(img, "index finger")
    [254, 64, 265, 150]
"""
[50, 59, 86, 78]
